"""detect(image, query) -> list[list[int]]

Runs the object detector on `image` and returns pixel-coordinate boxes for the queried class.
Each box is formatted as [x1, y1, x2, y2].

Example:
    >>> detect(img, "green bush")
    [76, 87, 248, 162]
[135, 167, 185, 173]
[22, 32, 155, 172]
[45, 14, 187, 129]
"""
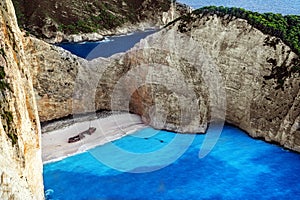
[192, 6, 300, 56]
[177, 6, 300, 90]
[0, 66, 10, 91]
[0, 52, 17, 146]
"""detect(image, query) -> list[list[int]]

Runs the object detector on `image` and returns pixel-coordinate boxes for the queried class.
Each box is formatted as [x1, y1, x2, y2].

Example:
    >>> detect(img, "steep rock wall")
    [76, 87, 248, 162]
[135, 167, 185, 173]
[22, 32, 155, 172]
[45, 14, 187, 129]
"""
[25, 37, 85, 122]
[169, 14, 300, 151]
[0, 0, 44, 199]
[30, 14, 300, 152]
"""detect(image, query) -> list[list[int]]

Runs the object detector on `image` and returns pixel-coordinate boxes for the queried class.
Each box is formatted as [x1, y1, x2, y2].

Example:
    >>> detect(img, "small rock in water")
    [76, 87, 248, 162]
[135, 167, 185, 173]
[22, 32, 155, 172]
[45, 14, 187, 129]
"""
[45, 189, 54, 199]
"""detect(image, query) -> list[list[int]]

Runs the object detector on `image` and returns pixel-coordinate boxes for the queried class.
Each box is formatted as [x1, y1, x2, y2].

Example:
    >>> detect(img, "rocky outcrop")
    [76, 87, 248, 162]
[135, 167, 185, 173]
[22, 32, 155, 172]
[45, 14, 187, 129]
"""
[0, 0, 44, 199]
[25, 37, 85, 121]
[30, 12, 300, 152]
[171, 14, 300, 151]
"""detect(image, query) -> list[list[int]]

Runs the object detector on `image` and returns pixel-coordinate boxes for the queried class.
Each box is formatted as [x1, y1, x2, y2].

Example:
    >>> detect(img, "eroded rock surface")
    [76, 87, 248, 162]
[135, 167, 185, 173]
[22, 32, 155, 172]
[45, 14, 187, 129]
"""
[0, 0, 44, 199]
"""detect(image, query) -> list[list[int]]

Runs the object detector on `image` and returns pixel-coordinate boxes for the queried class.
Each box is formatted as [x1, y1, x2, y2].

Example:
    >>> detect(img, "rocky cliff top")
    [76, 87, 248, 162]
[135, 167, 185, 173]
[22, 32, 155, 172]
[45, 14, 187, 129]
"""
[172, 7, 300, 90]
[175, 6, 300, 56]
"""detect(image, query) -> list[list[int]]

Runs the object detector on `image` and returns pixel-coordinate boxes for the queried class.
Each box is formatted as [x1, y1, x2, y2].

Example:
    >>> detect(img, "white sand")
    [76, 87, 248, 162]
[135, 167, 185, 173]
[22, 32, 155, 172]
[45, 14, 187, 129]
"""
[42, 113, 147, 163]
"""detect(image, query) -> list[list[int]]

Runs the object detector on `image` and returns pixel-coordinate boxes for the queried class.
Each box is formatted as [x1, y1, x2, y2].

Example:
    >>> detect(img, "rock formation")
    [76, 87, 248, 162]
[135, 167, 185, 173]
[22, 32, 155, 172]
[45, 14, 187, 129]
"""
[29, 13, 300, 152]
[0, 0, 44, 199]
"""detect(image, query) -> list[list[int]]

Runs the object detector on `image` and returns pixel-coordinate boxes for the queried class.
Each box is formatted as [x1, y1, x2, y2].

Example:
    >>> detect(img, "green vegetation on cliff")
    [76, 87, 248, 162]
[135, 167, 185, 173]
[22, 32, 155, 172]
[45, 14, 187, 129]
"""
[191, 6, 300, 56]
[174, 6, 300, 90]
[0, 64, 9, 91]
[0, 49, 17, 145]
[12, 0, 172, 38]
[0, 49, 10, 92]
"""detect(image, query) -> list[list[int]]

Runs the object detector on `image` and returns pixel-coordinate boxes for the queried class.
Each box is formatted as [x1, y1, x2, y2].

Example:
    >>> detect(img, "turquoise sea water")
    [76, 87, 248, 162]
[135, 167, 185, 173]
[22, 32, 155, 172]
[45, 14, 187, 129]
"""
[46, 2, 300, 200]
[178, 0, 300, 15]
[44, 125, 300, 199]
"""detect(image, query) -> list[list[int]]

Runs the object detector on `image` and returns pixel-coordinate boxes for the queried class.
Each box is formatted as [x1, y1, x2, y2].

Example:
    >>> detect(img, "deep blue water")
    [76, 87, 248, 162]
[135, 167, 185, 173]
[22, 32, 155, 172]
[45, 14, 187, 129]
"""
[178, 0, 300, 15]
[58, 29, 157, 60]
[44, 125, 300, 200]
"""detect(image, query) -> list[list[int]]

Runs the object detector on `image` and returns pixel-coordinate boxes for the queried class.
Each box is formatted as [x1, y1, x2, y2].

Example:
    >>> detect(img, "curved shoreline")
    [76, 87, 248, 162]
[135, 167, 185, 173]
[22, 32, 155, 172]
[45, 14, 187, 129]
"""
[42, 21, 164, 44]
[42, 113, 148, 164]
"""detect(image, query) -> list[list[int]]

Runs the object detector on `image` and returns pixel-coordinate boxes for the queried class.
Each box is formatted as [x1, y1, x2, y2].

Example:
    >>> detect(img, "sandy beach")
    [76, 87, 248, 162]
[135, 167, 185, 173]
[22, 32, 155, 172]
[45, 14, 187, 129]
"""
[42, 113, 147, 163]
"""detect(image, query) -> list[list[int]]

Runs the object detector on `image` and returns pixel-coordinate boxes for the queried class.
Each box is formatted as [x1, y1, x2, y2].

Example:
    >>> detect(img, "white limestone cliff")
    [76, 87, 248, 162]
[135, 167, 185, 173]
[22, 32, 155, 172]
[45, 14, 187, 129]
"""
[0, 0, 44, 199]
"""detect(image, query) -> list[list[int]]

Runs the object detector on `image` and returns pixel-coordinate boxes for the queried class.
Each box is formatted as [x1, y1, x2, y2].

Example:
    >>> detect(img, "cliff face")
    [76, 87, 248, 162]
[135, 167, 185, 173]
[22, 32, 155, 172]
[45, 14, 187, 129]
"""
[25, 37, 86, 121]
[0, 0, 44, 199]
[169, 14, 300, 150]
[31, 13, 300, 152]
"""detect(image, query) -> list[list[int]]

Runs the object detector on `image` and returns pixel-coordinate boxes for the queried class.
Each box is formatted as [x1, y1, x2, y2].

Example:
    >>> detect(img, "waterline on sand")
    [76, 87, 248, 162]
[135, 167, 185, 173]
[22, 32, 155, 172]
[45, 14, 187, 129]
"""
[42, 113, 147, 164]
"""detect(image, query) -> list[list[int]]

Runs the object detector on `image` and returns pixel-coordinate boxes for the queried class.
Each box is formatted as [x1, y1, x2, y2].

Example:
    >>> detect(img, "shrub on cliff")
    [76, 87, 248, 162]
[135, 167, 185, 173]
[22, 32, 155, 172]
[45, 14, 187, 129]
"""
[174, 6, 300, 90]
[193, 6, 300, 56]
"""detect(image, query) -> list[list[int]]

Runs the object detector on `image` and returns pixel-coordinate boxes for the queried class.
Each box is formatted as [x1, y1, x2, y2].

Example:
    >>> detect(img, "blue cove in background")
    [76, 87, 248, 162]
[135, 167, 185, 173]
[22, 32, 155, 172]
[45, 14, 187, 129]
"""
[58, 1, 300, 60]
[44, 125, 300, 200]
[58, 29, 157, 60]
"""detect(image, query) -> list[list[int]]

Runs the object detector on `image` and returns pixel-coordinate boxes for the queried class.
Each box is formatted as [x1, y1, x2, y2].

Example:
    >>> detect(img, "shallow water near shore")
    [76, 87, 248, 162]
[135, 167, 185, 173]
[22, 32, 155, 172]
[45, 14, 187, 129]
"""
[43, 125, 300, 200]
